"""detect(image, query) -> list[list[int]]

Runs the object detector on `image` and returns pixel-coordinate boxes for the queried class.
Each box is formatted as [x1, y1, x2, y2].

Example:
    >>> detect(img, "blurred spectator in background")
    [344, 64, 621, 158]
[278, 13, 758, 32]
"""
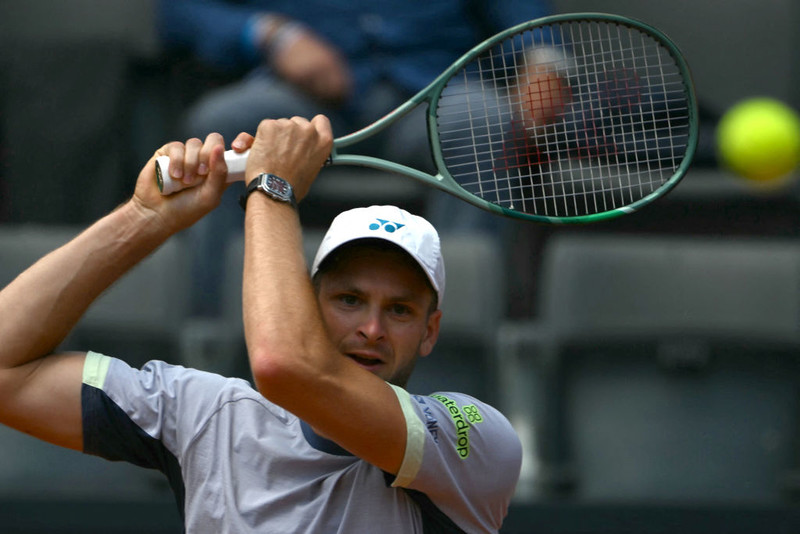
[157, 0, 554, 317]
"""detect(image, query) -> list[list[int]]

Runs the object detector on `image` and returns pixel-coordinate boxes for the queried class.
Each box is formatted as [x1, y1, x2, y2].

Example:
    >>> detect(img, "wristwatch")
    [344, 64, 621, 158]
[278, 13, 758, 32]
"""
[240, 173, 297, 210]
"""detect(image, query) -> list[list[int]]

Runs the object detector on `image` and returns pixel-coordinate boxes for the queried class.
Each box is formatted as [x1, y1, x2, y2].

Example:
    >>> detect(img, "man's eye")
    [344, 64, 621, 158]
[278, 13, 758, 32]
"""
[391, 304, 412, 316]
[339, 294, 359, 306]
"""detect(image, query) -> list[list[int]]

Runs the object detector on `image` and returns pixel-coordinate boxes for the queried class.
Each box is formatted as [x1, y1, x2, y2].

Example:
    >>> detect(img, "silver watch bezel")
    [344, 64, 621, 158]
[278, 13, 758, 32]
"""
[257, 173, 294, 204]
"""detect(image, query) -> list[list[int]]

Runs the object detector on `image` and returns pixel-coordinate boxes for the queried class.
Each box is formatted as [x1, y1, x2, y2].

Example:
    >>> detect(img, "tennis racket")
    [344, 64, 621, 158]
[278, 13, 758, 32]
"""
[156, 13, 698, 224]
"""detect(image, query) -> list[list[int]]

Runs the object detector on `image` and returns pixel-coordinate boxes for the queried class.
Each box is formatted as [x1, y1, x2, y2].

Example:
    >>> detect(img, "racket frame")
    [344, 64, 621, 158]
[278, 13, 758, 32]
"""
[330, 12, 698, 224]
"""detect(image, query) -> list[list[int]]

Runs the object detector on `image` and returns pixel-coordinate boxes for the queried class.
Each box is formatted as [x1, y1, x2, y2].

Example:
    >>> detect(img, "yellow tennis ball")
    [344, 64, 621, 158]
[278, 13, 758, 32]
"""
[716, 97, 800, 182]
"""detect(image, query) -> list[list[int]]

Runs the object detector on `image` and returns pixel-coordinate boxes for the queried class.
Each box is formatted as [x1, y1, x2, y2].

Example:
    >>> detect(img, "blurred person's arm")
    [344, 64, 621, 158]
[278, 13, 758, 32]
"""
[158, 0, 352, 104]
[158, 0, 263, 71]
[250, 14, 353, 105]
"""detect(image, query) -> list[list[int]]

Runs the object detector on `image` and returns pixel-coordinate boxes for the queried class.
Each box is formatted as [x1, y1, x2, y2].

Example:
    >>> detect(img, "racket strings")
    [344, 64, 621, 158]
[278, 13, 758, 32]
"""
[434, 19, 692, 218]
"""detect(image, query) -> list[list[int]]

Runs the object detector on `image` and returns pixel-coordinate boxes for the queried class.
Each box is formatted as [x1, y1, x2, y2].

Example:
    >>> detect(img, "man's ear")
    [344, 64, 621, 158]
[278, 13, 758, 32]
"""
[419, 309, 442, 357]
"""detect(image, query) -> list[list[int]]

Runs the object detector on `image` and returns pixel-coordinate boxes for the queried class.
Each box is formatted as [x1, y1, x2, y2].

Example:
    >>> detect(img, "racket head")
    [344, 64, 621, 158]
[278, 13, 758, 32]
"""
[426, 13, 699, 223]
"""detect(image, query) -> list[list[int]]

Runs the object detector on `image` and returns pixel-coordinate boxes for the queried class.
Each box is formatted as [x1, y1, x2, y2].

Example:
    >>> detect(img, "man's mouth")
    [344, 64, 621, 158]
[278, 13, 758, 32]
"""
[346, 353, 384, 370]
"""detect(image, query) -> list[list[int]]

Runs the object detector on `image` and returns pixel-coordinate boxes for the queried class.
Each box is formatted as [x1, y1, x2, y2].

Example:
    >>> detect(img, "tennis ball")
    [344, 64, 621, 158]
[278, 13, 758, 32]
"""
[716, 97, 800, 182]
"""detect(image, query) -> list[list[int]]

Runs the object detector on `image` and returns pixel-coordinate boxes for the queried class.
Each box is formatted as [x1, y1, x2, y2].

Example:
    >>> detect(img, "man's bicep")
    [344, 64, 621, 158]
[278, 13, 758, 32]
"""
[0, 352, 85, 451]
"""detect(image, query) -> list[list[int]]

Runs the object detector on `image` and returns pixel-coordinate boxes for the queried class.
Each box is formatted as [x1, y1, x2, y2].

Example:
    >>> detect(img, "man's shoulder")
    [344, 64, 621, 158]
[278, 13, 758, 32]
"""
[411, 391, 507, 426]
[409, 391, 520, 453]
[88, 355, 296, 443]
[96, 354, 275, 414]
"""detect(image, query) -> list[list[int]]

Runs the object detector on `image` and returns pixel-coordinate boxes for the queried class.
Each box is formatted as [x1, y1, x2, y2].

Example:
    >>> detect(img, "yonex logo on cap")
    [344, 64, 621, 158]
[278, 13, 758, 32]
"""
[368, 219, 405, 233]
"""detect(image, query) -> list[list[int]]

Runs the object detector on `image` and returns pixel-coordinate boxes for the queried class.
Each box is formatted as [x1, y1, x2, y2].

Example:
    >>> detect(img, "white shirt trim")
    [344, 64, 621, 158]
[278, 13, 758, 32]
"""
[389, 384, 425, 487]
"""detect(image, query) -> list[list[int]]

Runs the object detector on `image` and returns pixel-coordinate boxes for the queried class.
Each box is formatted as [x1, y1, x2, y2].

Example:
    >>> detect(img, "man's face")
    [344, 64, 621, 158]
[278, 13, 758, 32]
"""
[315, 244, 441, 387]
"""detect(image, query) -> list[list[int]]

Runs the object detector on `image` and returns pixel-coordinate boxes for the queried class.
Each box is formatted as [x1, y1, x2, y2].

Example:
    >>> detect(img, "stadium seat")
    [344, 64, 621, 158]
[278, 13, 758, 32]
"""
[70, 235, 190, 368]
[0, 224, 179, 503]
[0, 223, 191, 367]
[0, 225, 83, 285]
[496, 233, 800, 503]
[0, 224, 85, 351]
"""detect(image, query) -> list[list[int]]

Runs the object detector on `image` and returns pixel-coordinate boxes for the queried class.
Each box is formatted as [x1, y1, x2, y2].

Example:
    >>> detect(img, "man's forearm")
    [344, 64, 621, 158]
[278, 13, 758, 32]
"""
[242, 198, 330, 377]
[239, 115, 336, 388]
[0, 201, 172, 368]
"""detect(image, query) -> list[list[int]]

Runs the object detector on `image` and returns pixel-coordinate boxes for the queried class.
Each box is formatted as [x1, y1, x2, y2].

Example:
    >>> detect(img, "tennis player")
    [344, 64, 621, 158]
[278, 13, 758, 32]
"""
[0, 115, 521, 533]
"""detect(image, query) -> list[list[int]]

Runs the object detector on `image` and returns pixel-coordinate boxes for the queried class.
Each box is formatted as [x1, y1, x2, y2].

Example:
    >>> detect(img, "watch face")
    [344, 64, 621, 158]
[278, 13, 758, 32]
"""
[265, 175, 291, 198]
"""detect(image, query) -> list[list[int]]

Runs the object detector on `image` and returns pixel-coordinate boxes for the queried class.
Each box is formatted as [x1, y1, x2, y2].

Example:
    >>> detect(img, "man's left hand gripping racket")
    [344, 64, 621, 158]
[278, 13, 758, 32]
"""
[156, 13, 698, 224]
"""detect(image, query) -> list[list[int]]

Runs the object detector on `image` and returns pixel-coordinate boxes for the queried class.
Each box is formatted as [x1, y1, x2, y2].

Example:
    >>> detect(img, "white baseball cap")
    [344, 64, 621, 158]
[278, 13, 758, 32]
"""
[311, 205, 445, 308]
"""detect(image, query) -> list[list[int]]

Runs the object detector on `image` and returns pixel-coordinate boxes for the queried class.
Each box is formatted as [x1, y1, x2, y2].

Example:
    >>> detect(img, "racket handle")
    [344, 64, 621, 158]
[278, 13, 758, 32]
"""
[155, 150, 250, 195]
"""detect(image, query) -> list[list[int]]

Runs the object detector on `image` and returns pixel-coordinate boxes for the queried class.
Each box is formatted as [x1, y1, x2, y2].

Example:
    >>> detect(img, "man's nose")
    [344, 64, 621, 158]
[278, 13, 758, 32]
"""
[357, 309, 385, 342]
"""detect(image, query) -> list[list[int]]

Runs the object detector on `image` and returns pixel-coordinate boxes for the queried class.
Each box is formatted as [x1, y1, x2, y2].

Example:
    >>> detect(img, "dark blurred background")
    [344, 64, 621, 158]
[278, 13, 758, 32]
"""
[2, 1, 800, 532]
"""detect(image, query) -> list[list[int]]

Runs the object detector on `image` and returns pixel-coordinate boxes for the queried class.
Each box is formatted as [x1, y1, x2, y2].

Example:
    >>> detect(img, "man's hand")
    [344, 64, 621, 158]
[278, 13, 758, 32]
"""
[130, 133, 230, 235]
[243, 115, 334, 202]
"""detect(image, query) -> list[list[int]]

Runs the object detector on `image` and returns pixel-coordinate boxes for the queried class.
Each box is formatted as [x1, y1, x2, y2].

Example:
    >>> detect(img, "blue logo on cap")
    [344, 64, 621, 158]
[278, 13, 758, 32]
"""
[369, 219, 405, 233]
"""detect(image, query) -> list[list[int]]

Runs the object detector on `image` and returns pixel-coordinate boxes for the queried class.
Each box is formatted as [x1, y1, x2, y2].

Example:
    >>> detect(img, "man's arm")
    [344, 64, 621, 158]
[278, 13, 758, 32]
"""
[0, 135, 230, 451]
[241, 117, 410, 475]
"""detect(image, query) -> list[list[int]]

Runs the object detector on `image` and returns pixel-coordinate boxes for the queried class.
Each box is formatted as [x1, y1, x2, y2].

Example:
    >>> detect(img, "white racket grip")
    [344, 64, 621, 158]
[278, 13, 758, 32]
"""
[155, 150, 250, 195]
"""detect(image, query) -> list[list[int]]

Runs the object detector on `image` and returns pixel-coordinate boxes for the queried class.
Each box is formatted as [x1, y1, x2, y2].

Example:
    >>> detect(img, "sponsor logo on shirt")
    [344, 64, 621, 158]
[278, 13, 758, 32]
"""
[413, 395, 440, 443]
[430, 394, 484, 459]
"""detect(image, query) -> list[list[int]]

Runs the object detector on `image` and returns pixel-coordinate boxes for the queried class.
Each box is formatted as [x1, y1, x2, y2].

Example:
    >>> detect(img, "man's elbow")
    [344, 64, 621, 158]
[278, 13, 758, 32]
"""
[247, 339, 339, 404]
[248, 345, 294, 394]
